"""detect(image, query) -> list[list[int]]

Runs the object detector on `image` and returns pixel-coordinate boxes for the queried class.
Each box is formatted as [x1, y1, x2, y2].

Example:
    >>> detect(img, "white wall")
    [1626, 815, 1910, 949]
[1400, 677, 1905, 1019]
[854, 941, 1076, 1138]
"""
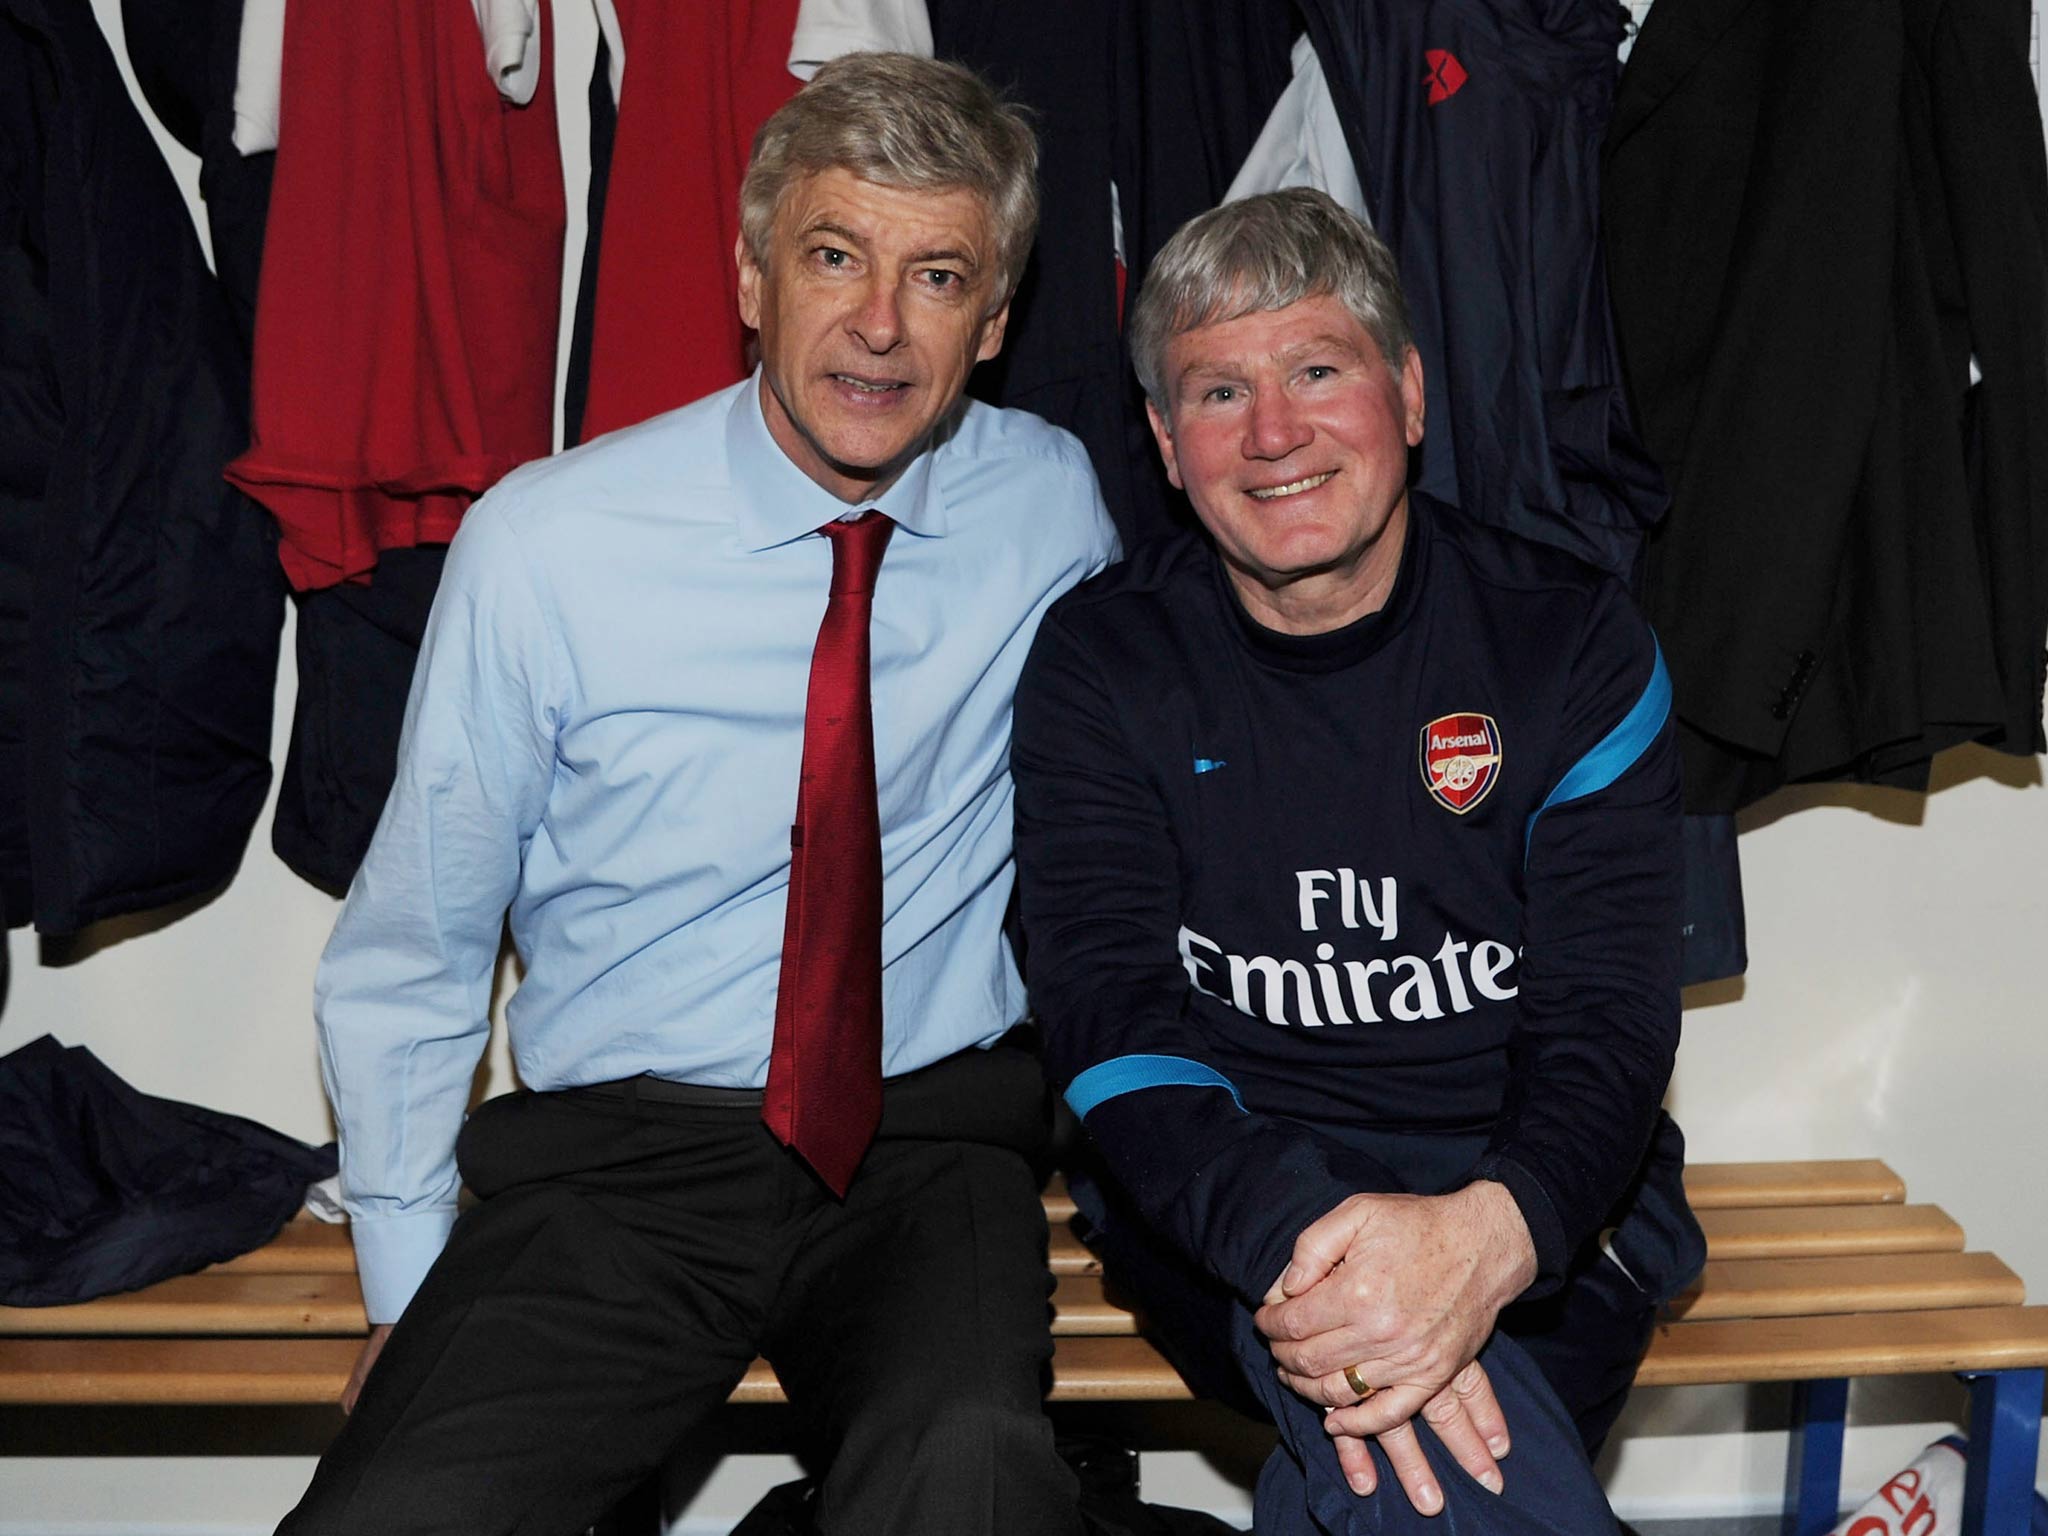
[4, 4, 2044, 1530]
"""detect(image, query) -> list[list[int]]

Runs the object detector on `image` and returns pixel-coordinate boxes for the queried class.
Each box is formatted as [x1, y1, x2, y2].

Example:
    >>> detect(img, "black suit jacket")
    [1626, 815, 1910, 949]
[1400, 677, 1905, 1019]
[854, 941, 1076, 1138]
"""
[1605, 0, 2048, 810]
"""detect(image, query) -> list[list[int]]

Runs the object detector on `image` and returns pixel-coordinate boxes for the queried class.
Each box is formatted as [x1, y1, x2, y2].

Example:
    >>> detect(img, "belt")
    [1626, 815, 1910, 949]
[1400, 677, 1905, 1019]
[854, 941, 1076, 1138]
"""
[571, 1075, 766, 1108]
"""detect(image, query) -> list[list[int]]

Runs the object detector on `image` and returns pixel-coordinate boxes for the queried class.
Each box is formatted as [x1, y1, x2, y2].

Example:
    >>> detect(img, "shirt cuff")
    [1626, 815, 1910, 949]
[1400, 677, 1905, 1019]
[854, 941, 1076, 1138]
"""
[1467, 1151, 1568, 1297]
[350, 1208, 458, 1325]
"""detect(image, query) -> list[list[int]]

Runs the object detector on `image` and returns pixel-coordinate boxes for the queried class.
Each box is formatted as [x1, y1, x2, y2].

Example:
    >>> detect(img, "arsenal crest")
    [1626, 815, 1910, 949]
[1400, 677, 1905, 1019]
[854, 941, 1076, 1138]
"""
[1419, 712, 1501, 814]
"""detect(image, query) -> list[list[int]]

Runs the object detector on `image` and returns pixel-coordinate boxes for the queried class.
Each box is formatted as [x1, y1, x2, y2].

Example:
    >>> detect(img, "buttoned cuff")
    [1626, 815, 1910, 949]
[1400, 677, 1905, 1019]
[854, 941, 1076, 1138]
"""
[350, 1208, 458, 1325]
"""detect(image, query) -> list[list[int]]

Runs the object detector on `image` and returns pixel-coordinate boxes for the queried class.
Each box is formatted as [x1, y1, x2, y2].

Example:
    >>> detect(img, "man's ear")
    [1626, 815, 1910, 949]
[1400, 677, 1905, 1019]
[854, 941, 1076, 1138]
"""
[974, 297, 1013, 364]
[1399, 345, 1425, 447]
[1145, 399, 1184, 491]
[735, 233, 762, 331]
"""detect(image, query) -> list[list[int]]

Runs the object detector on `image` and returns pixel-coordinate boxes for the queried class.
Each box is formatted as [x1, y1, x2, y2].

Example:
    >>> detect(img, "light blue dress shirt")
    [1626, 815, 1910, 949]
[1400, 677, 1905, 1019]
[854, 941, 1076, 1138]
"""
[316, 373, 1119, 1323]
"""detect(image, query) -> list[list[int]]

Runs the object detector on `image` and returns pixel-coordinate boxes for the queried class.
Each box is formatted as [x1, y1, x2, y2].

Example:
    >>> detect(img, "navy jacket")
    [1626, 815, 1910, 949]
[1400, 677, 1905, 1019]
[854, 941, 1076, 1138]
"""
[1297, 0, 1666, 583]
[0, 0, 282, 932]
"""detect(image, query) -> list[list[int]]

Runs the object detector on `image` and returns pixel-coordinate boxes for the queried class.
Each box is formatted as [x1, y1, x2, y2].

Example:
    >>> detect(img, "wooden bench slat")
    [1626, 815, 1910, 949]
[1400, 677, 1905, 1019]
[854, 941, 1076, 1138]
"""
[1054, 1203, 1967, 1272]
[208, 1222, 356, 1275]
[17, 1250, 2008, 1350]
[21, 1308, 2046, 1408]
[0, 1275, 367, 1337]
[1047, 1336, 1194, 1401]
[1681, 1160, 1905, 1210]
[1048, 1225, 1102, 1276]
[197, 1157, 1910, 1285]
[1052, 1276, 1138, 1336]
[1042, 1174, 1076, 1224]
[1700, 1203, 1962, 1260]
[1666, 1251, 2023, 1322]
[1637, 1306, 2048, 1387]
[0, 1338, 360, 1406]
[6, 1208, 1977, 1344]
[0, 1336, 1202, 1408]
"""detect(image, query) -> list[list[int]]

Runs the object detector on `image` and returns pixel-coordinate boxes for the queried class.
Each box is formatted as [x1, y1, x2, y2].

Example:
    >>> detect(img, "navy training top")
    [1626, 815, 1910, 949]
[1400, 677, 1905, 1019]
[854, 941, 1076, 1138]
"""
[1014, 492, 1683, 1304]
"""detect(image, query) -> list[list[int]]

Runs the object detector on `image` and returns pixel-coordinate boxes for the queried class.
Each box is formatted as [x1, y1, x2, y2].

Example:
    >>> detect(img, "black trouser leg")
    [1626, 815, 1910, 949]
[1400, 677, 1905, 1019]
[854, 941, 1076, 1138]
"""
[277, 1094, 785, 1536]
[766, 1077, 1081, 1536]
[281, 1042, 1078, 1536]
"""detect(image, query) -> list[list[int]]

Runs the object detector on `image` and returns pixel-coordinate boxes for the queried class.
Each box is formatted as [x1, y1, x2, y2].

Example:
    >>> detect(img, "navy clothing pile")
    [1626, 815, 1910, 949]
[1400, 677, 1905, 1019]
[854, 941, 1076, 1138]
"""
[0, 1035, 335, 1306]
[0, 0, 284, 935]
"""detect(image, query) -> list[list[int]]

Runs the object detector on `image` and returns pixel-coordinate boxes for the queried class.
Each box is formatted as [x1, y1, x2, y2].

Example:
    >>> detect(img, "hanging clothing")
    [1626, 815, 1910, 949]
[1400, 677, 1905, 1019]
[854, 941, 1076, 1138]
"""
[1223, 34, 1369, 222]
[120, 0, 274, 355]
[788, 0, 932, 77]
[225, 0, 564, 591]
[1605, 0, 2048, 810]
[123, 0, 452, 896]
[0, 1036, 335, 1307]
[562, 28, 618, 448]
[929, 0, 1296, 552]
[273, 546, 450, 893]
[573, 0, 801, 441]
[229, 0, 606, 153]
[0, 0, 282, 934]
[1297, 0, 1667, 584]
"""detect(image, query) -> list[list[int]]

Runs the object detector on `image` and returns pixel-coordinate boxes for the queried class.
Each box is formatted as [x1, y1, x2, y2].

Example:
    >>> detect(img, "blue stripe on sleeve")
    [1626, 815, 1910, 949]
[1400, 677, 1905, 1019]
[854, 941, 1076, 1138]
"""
[1065, 1054, 1246, 1119]
[1525, 637, 1671, 857]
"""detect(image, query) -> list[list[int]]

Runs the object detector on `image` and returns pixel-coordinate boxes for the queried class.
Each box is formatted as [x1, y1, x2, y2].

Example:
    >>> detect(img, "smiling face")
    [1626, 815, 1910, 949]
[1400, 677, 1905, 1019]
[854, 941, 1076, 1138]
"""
[1147, 293, 1425, 634]
[737, 168, 1012, 503]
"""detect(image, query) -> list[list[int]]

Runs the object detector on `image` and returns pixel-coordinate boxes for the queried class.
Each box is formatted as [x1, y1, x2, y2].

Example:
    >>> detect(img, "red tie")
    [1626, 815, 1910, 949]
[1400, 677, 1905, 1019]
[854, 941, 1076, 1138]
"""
[763, 511, 895, 1194]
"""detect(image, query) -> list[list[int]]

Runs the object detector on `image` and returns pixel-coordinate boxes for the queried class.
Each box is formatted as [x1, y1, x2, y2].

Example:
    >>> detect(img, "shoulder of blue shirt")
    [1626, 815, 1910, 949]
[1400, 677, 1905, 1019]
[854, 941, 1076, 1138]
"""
[453, 381, 1112, 553]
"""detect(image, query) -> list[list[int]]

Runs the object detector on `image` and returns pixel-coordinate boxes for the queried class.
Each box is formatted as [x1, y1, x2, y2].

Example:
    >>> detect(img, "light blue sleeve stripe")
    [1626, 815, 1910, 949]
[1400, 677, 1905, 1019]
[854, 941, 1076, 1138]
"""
[1065, 1054, 1247, 1119]
[1525, 637, 1672, 856]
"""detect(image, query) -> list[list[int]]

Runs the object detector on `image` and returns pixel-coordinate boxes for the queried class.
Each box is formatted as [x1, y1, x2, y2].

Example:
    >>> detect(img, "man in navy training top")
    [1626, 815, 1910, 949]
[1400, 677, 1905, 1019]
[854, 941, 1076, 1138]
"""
[1014, 188, 1703, 1532]
[280, 54, 1118, 1536]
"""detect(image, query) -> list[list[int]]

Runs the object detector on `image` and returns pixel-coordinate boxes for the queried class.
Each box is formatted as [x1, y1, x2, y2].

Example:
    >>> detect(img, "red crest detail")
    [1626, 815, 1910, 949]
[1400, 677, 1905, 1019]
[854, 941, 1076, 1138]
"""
[1424, 49, 1468, 105]
[1419, 713, 1501, 813]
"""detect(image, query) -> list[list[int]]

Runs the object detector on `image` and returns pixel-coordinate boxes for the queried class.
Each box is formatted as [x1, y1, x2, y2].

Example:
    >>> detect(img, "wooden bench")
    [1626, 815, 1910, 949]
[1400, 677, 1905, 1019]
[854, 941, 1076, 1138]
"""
[3, 1160, 2043, 1535]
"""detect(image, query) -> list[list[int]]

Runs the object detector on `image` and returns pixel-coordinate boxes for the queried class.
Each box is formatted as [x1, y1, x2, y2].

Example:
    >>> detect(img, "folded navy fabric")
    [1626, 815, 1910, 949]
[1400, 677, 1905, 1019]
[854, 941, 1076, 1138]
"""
[0, 1035, 335, 1305]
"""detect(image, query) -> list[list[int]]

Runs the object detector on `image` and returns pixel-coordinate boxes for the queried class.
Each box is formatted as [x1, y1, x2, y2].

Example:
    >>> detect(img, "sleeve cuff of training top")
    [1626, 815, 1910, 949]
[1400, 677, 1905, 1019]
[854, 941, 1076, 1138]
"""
[1080, 1087, 1362, 1305]
[1466, 1152, 1569, 1298]
[350, 1207, 459, 1325]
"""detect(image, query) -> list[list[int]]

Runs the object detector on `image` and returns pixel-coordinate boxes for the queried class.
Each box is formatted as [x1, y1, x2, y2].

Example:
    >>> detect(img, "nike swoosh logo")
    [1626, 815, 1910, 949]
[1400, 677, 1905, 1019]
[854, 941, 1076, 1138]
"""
[1193, 758, 1228, 775]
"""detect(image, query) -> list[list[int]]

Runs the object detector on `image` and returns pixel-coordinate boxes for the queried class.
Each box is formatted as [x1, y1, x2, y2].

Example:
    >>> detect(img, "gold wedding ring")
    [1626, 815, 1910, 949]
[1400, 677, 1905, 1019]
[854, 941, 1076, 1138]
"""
[1343, 1363, 1375, 1401]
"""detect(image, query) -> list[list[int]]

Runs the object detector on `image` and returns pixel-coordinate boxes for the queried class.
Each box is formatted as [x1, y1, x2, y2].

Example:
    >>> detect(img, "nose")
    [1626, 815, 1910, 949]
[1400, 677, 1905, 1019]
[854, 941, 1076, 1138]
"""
[1244, 386, 1312, 461]
[848, 277, 905, 354]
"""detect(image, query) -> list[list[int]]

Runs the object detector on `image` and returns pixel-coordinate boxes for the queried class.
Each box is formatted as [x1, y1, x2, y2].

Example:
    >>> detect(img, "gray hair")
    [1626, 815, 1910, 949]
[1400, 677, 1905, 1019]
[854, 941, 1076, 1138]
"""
[1130, 189, 1415, 408]
[740, 53, 1039, 303]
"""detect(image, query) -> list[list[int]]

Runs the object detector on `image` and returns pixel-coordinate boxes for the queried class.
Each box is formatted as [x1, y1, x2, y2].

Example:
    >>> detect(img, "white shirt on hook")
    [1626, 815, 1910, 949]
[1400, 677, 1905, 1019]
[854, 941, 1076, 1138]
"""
[1225, 34, 1370, 224]
[789, 0, 932, 80]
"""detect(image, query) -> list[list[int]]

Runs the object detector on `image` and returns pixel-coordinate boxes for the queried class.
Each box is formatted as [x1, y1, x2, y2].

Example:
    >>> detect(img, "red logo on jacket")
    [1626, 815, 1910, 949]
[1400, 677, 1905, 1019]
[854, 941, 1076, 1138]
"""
[1424, 49, 1468, 105]
[1419, 713, 1501, 813]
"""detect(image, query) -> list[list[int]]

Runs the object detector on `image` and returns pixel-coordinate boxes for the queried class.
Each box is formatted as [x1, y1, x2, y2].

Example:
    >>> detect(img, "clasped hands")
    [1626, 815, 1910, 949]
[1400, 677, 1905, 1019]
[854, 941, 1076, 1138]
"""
[1253, 1181, 1538, 1516]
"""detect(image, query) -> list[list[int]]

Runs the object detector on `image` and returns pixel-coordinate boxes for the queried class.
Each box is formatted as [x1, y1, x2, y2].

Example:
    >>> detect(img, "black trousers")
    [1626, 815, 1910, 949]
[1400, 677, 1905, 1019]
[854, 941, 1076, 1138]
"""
[278, 1045, 1081, 1536]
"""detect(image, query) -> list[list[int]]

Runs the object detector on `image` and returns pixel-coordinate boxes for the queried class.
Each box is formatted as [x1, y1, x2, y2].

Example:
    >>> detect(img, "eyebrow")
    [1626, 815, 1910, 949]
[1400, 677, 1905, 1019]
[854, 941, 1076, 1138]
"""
[798, 220, 983, 273]
[906, 246, 981, 269]
[1174, 331, 1371, 390]
[801, 219, 871, 250]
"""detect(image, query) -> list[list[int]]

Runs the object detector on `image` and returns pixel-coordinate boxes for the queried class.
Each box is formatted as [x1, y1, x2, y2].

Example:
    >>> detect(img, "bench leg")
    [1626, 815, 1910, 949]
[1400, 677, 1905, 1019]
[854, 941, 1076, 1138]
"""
[1959, 1367, 2043, 1536]
[1781, 1377, 1849, 1536]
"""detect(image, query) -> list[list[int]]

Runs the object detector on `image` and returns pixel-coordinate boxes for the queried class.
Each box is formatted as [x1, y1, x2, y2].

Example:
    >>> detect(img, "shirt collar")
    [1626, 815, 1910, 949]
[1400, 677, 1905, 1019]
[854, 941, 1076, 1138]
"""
[724, 369, 951, 550]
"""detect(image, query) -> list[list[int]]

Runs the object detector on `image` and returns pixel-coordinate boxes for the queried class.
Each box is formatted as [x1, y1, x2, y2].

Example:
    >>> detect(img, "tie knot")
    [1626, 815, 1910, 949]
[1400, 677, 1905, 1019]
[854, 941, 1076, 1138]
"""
[821, 510, 894, 595]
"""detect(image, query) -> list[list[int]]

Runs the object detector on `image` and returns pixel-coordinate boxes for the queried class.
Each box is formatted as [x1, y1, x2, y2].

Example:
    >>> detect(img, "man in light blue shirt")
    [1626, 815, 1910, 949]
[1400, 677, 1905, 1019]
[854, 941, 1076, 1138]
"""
[279, 54, 1117, 1536]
